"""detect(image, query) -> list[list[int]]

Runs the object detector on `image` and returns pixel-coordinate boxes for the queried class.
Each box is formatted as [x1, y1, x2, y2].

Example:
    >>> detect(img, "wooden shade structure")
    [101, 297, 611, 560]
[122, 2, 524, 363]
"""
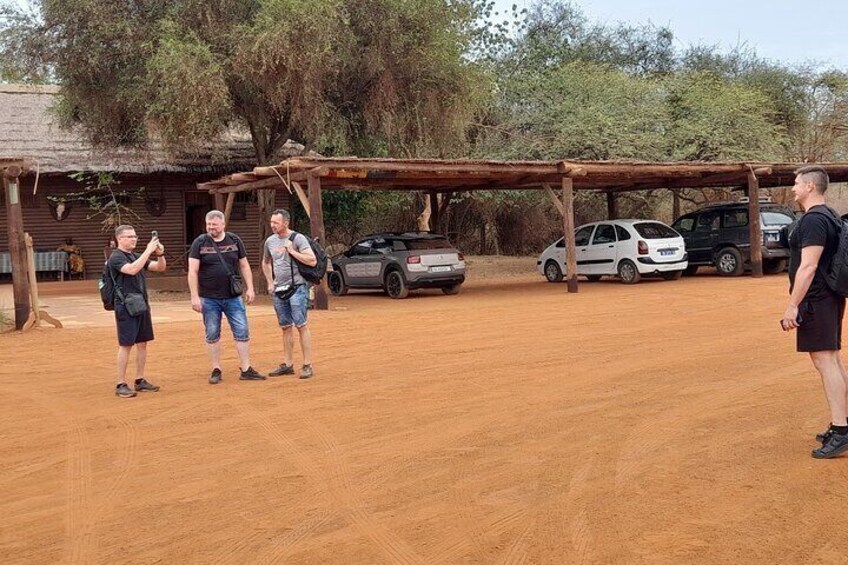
[199, 158, 848, 304]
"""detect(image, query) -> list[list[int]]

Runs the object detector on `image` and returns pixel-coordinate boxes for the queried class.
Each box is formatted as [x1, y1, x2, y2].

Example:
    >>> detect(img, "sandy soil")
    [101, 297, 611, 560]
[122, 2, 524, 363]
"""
[2, 265, 848, 564]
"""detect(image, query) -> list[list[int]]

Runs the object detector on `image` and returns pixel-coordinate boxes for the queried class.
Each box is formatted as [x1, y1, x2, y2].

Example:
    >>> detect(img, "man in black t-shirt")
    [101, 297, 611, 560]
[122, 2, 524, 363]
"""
[188, 210, 263, 384]
[109, 224, 167, 398]
[782, 165, 848, 458]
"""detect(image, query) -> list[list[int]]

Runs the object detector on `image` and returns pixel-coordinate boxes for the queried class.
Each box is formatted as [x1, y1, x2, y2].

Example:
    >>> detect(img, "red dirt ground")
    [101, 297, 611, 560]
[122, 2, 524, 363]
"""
[2, 265, 848, 564]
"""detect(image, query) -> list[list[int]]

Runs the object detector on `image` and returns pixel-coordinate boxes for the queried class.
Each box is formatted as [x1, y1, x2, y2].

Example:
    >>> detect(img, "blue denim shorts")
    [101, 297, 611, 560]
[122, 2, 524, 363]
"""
[201, 296, 250, 343]
[272, 284, 308, 328]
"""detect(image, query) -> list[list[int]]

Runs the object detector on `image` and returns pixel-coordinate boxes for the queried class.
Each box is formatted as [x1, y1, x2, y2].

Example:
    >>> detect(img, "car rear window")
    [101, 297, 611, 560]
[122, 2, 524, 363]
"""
[761, 210, 794, 226]
[633, 222, 679, 239]
[404, 238, 453, 250]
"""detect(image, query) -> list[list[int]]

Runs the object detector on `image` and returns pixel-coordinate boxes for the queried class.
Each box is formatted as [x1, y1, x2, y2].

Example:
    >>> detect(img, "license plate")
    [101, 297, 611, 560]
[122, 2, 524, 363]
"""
[659, 248, 677, 256]
[430, 266, 452, 273]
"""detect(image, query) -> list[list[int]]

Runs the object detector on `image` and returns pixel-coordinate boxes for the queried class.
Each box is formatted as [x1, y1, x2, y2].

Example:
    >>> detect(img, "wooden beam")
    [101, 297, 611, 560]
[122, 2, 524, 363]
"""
[672, 189, 680, 220]
[307, 173, 329, 310]
[747, 170, 764, 278]
[428, 190, 439, 232]
[562, 177, 578, 294]
[3, 172, 30, 329]
[214, 192, 225, 211]
[223, 192, 235, 225]
[24, 233, 61, 329]
[291, 181, 311, 218]
[543, 183, 564, 216]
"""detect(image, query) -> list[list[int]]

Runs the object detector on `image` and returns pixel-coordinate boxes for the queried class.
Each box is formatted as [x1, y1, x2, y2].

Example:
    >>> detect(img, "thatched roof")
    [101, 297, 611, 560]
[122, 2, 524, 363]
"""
[0, 83, 302, 176]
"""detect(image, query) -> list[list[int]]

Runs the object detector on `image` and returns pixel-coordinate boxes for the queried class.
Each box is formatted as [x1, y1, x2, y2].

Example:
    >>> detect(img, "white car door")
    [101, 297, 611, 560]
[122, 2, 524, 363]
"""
[583, 223, 618, 275]
[572, 225, 596, 276]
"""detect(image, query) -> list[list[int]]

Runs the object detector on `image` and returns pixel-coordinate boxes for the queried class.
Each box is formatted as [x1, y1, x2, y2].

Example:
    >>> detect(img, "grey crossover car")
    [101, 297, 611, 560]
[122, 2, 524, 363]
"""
[327, 232, 466, 299]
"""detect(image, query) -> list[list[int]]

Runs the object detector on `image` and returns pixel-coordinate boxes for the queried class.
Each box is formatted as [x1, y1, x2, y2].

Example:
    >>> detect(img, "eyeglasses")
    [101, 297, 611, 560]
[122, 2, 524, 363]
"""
[119, 235, 138, 239]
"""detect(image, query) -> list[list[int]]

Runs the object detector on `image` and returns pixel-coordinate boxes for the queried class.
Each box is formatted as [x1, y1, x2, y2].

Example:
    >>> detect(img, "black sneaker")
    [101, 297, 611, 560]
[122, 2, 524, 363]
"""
[209, 368, 222, 385]
[816, 426, 835, 444]
[268, 363, 295, 377]
[134, 378, 160, 392]
[239, 367, 266, 381]
[115, 383, 137, 398]
[812, 431, 848, 459]
[300, 364, 314, 379]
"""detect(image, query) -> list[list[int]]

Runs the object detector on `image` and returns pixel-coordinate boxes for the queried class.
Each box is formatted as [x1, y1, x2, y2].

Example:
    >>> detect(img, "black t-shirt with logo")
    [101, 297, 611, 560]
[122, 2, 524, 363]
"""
[107, 250, 152, 299]
[188, 233, 247, 299]
[789, 204, 840, 301]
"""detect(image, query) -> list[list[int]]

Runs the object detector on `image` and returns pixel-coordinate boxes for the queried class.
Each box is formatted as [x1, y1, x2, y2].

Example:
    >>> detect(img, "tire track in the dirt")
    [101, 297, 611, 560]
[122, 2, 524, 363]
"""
[210, 400, 333, 565]
[65, 418, 94, 564]
[92, 414, 139, 517]
[495, 519, 534, 565]
[429, 508, 527, 564]
[446, 449, 490, 560]
[295, 414, 427, 565]
[256, 508, 338, 565]
[565, 460, 596, 565]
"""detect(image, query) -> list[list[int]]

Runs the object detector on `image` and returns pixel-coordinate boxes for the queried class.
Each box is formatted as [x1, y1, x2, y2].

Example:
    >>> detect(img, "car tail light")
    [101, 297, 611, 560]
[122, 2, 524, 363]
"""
[637, 240, 649, 255]
[406, 255, 421, 264]
[458, 252, 465, 261]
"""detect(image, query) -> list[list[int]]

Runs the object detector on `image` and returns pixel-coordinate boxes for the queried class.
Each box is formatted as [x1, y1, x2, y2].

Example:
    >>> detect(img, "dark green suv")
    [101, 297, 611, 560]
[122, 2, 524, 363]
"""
[671, 202, 795, 276]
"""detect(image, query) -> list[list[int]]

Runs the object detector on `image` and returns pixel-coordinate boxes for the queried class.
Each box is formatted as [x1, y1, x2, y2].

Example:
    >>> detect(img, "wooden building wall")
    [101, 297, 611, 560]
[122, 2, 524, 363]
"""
[0, 172, 290, 279]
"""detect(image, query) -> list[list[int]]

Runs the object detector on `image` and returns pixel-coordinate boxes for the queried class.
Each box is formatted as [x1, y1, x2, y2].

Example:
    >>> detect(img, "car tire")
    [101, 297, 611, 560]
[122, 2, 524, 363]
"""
[617, 259, 641, 284]
[715, 247, 744, 276]
[661, 270, 683, 281]
[327, 270, 348, 296]
[384, 269, 409, 299]
[441, 284, 461, 295]
[683, 265, 699, 276]
[544, 260, 564, 283]
[763, 258, 787, 275]
[586, 275, 602, 282]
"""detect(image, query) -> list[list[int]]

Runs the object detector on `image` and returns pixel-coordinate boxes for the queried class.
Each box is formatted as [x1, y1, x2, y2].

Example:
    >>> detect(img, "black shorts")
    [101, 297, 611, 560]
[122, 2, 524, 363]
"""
[797, 292, 846, 352]
[115, 303, 154, 346]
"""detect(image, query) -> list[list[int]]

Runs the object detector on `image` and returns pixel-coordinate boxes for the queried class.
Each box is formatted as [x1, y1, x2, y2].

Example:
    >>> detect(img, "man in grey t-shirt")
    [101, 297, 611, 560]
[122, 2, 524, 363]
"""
[262, 208, 317, 379]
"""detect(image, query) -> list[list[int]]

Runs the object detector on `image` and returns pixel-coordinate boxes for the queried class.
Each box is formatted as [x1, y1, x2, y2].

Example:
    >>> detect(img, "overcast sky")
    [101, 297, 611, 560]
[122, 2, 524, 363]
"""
[490, 0, 848, 69]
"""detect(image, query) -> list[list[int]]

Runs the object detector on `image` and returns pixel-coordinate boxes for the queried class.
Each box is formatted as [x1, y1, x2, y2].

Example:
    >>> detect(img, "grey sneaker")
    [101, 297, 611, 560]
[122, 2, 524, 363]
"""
[239, 367, 266, 381]
[812, 431, 848, 459]
[268, 363, 295, 377]
[134, 378, 160, 392]
[300, 364, 313, 379]
[209, 368, 222, 385]
[115, 383, 137, 398]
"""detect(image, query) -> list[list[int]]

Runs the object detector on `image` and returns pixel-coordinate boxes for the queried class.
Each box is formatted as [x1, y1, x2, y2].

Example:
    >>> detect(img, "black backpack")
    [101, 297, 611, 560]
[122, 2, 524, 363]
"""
[99, 256, 119, 311]
[289, 232, 329, 284]
[806, 207, 848, 297]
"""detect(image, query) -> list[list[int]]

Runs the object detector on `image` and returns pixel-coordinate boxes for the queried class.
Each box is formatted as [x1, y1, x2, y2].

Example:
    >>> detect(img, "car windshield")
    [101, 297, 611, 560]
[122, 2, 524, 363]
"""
[404, 238, 453, 250]
[761, 210, 794, 226]
[633, 222, 678, 239]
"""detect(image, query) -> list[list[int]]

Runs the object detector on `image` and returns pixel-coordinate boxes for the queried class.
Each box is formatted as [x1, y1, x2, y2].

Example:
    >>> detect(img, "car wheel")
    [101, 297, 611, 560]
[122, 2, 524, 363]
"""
[617, 259, 641, 284]
[544, 260, 564, 282]
[661, 270, 683, 281]
[441, 284, 461, 295]
[715, 247, 744, 276]
[586, 275, 602, 282]
[384, 270, 409, 299]
[763, 258, 787, 275]
[683, 265, 699, 276]
[327, 270, 348, 296]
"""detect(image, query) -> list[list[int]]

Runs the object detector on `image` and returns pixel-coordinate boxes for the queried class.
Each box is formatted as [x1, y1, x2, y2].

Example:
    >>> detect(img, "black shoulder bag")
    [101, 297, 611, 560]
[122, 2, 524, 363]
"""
[209, 234, 245, 297]
[111, 252, 149, 317]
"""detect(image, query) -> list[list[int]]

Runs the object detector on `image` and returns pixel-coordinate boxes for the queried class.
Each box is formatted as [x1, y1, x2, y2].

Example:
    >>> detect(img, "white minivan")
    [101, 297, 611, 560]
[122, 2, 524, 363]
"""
[537, 220, 688, 284]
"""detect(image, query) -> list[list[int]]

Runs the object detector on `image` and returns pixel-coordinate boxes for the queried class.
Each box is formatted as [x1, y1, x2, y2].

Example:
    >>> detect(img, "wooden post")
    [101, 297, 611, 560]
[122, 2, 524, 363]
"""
[672, 189, 680, 220]
[607, 192, 617, 220]
[24, 233, 62, 330]
[307, 172, 329, 310]
[3, 169, 30, 329]
[214, 192, 225, 212]
[223, 192, 235, 225]
[428, 190, 439, 233]
[562, 177, 578, 293]
[747, 171, 764, 278]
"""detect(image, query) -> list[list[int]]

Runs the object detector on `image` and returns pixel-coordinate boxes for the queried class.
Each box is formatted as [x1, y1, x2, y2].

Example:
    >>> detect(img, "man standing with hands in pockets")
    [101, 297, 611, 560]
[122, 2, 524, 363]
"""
[262, 209, 317, 379]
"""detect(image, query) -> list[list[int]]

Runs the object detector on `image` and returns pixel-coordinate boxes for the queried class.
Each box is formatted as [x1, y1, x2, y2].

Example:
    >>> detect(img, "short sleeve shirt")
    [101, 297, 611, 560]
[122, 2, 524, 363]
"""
[263, 232, 311, 287]
[789, 204, 840, 301]
[107, 250, 151, 299]
[189, 233, 247, 299]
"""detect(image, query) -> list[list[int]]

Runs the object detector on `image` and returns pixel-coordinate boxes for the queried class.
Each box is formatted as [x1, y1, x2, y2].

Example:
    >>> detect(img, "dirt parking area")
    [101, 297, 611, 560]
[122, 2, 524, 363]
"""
[2, 263, 847, 564]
